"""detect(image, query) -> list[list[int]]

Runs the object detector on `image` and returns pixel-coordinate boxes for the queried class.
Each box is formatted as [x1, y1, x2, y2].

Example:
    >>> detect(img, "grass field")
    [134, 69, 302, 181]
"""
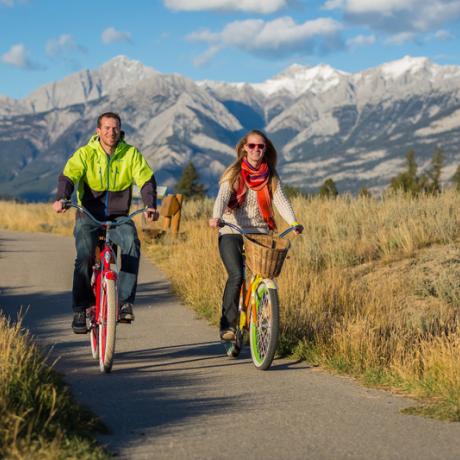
[0, 313, 109, 459]
[2, 192, 460, 421]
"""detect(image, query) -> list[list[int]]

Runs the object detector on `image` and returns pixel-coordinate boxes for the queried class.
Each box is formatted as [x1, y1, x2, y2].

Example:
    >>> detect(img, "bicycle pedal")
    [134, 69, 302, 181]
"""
[223, 341, 240, 358]
[118, 318, 132, 324]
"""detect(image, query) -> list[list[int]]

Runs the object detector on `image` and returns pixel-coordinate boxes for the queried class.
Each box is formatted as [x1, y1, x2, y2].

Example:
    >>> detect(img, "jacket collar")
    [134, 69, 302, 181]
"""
[88, 133, 127, 158]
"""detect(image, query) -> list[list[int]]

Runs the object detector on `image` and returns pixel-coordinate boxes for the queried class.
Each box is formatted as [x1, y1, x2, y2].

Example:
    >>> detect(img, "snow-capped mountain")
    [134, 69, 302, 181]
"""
[0, 55, 459, 200]
[26, 55, 158, 114]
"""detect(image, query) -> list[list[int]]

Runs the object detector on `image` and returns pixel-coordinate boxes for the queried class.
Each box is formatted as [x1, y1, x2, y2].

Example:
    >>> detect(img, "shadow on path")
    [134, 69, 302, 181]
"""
[0, 277, 244, 451]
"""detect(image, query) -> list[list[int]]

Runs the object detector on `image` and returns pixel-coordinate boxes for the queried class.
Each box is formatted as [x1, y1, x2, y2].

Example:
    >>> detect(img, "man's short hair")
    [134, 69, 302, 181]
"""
[97, 112, 121, 128]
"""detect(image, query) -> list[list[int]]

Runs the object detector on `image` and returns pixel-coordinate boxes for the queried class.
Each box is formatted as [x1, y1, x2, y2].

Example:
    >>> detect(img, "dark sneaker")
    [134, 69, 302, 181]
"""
[119, 303, 135, 323]
[220, 327, 236, 341]
[72, 311, 87, 334]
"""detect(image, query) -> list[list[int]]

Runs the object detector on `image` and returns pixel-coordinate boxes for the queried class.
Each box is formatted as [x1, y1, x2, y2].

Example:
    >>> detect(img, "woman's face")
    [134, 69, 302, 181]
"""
[244, 134, 266, 167]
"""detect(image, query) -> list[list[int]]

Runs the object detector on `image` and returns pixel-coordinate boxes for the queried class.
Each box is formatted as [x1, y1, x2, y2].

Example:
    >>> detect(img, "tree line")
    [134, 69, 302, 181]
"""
[174, 148, 460, 199]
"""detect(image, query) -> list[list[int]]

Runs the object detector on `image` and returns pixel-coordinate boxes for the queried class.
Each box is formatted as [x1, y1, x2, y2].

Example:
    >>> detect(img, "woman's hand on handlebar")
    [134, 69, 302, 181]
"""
[208, 218, 222, 228]
[144, 207, 159, 222]
[52, 200, 67, 213]
[294, 224, 304, 235]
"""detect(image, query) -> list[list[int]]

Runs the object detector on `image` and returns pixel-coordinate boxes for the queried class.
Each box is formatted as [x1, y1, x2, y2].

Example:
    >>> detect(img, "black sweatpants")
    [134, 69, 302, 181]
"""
[218, 234, 244, 330]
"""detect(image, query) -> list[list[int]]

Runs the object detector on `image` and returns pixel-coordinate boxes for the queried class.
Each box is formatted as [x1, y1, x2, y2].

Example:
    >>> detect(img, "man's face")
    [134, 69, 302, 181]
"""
[97, 116, 121, 149]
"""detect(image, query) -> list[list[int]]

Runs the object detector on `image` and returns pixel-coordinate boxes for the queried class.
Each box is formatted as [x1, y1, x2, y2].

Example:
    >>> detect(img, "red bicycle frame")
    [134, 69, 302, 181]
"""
[92, 237, 118, 324]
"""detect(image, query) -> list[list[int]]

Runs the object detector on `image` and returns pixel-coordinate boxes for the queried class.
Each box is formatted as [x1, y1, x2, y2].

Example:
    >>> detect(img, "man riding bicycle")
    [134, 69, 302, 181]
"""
[52, 112, 158, 333]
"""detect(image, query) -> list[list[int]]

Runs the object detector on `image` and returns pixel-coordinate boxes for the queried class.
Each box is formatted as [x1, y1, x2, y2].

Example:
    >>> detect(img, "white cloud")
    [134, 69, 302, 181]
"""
[323, 0, 344, 9]
[344, 0, 413, 15]
[46, 34, 86, 58]
[2, 43, 42, 70]
[188, 29, 220, 43]
[346, 34, 375, 47]
[189, 16, 343, 61]
[385, 32, 416, 45]
[164, 0, 287, 14]
[101, 27, 132, 45]
[193, 45, 222, 67]
[434, 29, 454, 40]
[0, 0, 29, 5]
[325, 0, 460, 34]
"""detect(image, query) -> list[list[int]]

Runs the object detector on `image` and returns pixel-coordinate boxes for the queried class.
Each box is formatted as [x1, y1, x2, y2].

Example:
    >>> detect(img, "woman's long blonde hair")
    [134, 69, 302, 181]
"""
[220, 130, 279, 189]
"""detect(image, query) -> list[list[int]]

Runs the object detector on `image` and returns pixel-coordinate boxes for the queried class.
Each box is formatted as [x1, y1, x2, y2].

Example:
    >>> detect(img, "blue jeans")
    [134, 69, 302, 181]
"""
[72, 215, 141, 312]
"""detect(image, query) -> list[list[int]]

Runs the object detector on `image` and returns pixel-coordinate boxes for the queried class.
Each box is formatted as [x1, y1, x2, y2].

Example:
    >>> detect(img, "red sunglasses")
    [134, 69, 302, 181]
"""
[246, 143, 266, 150]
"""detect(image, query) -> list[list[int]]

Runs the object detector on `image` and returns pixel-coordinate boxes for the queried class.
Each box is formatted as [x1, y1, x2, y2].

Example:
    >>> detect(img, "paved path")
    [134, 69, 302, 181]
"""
[1, 229, 460, 460]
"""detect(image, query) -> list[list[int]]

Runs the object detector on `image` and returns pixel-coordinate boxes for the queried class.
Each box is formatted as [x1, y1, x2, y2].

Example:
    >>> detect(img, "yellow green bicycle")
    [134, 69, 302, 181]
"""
[219, 221, 296, 370]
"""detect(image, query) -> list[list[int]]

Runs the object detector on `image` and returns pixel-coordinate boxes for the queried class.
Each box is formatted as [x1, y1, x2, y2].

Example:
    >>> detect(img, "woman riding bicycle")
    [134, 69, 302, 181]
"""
[209, 130, 303, 341]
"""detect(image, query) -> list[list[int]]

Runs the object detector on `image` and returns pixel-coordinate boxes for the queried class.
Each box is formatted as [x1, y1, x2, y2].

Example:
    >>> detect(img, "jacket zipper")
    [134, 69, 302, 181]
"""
[105, 155, 112, 217]
[113, 166, 118, 189]
[99, 167, 103, 189]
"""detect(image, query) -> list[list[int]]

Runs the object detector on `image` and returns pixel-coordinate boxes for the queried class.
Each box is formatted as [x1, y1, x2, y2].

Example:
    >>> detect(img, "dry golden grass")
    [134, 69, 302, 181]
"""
[0, 313, 109, 459]
[3, 192, 460, 420]
[0, 201, 73, 236]
[145, 190, 460, 420]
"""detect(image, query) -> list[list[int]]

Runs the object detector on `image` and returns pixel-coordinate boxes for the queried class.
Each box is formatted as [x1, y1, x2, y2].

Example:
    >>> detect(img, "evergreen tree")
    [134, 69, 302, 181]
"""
[389, 148, 445, 195]
[319, 178, 338, 198]
[389, 149, 420, 195]
[175, 162, 206, 198]
[283, 184, 309, 199]
[424, 147, 444, 194]
[451, 165, 460, 191]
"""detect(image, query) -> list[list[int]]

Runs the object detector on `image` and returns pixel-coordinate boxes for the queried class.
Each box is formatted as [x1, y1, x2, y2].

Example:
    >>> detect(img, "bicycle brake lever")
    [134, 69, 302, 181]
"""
[61, 199, 72, 210]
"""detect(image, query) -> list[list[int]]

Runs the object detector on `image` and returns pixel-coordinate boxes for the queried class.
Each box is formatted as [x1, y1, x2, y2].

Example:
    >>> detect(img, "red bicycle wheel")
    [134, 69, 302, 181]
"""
[88, 307, 98, 359]
[98, 277, 117, 373]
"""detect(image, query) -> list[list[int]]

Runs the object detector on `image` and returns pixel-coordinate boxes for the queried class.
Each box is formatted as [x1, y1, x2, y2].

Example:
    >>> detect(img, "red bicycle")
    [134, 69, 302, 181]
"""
[62, 200, 146, 373]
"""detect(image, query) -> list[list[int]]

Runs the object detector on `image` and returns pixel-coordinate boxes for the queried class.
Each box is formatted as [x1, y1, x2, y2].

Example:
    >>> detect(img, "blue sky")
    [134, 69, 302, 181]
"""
[1, 0, 460, 99]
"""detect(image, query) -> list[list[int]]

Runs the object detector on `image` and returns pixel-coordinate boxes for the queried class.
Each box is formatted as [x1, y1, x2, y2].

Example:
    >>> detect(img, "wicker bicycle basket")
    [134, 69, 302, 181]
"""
[244, 234, 291, 278]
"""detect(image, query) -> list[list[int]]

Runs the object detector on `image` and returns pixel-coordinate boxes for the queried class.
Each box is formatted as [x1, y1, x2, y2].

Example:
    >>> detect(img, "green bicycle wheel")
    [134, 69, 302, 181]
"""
[249, 281, 279, 370]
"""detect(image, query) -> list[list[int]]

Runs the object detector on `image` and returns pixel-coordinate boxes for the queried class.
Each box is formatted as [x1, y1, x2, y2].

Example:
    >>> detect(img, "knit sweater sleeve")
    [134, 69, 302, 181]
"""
[273, 179, 298, 225]
[212, 181, 233, 219]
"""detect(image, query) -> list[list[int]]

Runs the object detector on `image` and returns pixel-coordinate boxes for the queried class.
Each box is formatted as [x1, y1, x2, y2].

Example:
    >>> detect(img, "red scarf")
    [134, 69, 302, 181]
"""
[227, 158, 276, 230]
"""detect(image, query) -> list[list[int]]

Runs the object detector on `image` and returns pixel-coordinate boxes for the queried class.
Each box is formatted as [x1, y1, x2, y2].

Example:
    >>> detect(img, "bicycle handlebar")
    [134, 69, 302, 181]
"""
[61, 199, 147, 227]
[218, 221, 248, 235]
[218, 220, 299, 239]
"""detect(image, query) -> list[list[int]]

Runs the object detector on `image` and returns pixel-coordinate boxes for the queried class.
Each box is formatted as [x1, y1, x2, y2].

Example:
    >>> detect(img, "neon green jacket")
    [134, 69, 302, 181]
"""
[56, 134, 156, 219]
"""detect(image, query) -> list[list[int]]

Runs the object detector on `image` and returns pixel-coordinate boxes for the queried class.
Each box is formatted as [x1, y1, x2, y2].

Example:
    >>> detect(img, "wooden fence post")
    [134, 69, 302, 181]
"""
[171, 194, 184, 235]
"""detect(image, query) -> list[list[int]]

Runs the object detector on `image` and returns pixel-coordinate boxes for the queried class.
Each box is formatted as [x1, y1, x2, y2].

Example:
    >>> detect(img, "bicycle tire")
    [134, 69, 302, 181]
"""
[90, 326, 98, 359]
[249, 281, 279, 370]
[86, 307, 98, 359]
[99, 277, 117, 373]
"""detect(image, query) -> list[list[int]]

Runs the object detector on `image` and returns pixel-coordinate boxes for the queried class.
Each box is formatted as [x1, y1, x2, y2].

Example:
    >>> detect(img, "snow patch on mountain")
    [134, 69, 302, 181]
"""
[415, 109, 460, 136]
[358, 158, 406, 180]
[252, 64, 348, 96]
[190, 133, 235, 157]
[378, 56, 433, 79]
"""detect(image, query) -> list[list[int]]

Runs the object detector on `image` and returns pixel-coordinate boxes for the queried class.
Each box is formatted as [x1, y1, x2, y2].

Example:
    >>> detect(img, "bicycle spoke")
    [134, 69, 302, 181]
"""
[256, 293, 272, 358]
[249, 281, 279, 370]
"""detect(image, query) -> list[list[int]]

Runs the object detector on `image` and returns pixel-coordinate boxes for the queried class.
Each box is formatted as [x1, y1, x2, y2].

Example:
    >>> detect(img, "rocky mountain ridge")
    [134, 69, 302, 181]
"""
[1, 55, 459, 200]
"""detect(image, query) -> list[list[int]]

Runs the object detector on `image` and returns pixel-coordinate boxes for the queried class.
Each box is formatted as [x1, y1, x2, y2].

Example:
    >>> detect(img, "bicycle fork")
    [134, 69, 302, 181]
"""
[239, 275, 264, 330]
[92, 246, 118, 324]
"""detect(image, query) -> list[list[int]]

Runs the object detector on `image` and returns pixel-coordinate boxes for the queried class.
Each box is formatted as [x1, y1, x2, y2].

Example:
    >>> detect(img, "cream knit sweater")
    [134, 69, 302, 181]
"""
[212, 179, 298, 235]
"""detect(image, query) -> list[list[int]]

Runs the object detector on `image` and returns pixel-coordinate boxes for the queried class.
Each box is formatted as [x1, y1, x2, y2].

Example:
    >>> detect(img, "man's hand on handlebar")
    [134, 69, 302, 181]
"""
[52, 200, 68, 213]
[144, 207, 159, 222]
